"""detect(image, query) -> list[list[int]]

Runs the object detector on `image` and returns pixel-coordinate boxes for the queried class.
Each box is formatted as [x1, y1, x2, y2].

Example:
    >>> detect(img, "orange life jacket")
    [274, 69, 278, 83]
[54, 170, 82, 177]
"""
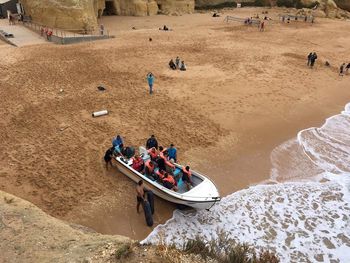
[163, 175, 175, 185]
[132, 157, 143, 171]
[145, 160, 154, 173]
[182, 167, 192, 178]
[148, 148, 158, 159]
[156, 170, 165, 179]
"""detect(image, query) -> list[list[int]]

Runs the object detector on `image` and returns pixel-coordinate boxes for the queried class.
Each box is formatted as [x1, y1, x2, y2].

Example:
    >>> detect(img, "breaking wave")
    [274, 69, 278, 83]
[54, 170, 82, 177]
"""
[142, 103, 350, 263]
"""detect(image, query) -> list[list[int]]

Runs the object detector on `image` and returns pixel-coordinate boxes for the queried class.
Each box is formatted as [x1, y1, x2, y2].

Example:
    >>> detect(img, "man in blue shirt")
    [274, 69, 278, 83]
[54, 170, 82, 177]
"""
[168, 144, 177, 163]
[147, 72, 154, 94]
[112, 135, 123, 148]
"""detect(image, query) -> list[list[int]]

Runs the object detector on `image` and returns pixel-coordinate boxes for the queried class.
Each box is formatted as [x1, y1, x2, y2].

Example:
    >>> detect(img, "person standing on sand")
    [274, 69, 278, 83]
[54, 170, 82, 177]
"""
[100, 24, 104, 35]
[175, 57, 180, 68]
[346, 63, 350, 74]
[136, 180, 147, 213]
[339, 63, 346, 76]
[307, 52, 312, 66]
[147, 73, 154, 94]
[104, 146, 114, 170]
[310, 52, 317, 68]
[260, 21, 265, 32]
[146, 135, 158, 150]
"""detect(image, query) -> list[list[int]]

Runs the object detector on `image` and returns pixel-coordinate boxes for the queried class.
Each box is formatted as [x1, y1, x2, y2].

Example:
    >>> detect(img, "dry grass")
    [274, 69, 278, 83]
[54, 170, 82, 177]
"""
[183, 232, 279, 263]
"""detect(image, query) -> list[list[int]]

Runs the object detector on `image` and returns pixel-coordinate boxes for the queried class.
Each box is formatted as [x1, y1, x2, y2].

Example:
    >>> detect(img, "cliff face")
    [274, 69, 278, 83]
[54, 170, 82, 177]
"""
[19, 0, 350, 30]
[20, 0, 194, 29]
[334, 0, 350, 11]
[20, 0, 99, 30]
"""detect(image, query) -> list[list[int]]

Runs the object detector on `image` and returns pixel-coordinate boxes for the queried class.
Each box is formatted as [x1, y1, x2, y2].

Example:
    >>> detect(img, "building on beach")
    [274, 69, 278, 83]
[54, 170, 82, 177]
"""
[0, 0, 18, 18]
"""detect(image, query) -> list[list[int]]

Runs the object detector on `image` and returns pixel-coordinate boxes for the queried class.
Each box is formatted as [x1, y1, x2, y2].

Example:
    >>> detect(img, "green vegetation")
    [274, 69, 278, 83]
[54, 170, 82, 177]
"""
[195, 2, 237, 10]
[183, 234, 279, 263]
[276, 0, 318, 9]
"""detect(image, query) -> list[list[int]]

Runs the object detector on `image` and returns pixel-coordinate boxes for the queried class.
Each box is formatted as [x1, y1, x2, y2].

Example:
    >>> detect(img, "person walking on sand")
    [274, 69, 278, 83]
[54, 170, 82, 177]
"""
[310, 52, 317, 68]
[259, 21, 265, 32]
[136, 180, 146, 213]
[100, 24, 104, 35]
[339, 63, 346, 76]
[147, 73, 154, 94]
[307, 52, 312, 66]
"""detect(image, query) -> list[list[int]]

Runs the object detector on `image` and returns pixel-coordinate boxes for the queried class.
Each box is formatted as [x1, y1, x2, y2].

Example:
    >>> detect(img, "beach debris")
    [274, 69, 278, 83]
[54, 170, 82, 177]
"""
[149, 37, 152, 42]
[92, 110, 108, 117]
[132, 26, 136, 30]
[59, 88, 64, 93]
[97, 85, 106, 91]
[325, 61, 331, 67]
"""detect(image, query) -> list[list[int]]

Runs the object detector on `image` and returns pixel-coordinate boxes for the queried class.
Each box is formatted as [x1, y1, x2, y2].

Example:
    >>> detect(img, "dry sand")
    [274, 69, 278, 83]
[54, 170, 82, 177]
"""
[0, 8, 350, 240]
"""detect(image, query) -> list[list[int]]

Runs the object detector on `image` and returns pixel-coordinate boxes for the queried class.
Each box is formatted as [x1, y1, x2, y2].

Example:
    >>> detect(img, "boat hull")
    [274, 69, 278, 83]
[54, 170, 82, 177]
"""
[115, 158, 220, 210]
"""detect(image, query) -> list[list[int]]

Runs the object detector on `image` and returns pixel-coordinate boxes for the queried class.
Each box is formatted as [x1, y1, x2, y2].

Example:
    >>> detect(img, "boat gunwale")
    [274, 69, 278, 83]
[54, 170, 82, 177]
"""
[115, 156, 221, 203]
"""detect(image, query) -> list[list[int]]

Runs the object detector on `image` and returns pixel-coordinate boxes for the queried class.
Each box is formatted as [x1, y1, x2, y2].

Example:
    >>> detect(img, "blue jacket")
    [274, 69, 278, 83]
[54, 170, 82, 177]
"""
[147, 75, 154, 85]
[112, 136, 123, 147]
[168, 147, 177, 160]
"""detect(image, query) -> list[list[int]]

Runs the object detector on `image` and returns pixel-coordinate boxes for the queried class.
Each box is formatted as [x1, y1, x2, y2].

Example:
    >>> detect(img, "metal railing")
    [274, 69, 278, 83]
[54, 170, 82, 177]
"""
[22, 20, 110, 39]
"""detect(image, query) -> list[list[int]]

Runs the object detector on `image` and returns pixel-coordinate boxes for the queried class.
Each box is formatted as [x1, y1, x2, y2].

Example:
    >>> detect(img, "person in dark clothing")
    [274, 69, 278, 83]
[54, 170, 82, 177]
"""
[310, 52, 317, 68]
[346, 63, 350, 74]
[307, 52, 312, 66]
[340, 63, 346, 76]
[104, 147, 114, 170]
[156, 157, 166, 171]
[146, 135, 158, 150]
[169, 59, 176, 70]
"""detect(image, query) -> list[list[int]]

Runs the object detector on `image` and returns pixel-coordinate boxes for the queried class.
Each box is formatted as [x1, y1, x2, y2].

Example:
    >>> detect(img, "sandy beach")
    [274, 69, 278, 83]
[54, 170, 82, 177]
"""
[0, 7, 350, 241]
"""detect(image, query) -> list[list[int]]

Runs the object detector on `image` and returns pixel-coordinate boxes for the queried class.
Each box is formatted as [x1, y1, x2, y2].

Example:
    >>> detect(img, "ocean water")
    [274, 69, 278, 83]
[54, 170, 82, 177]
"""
[142, 103, 350, 263]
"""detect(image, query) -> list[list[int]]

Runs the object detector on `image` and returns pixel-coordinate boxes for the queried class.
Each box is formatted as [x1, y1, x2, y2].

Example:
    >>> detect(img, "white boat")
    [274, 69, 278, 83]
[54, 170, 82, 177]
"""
[115, 147, 221, 210]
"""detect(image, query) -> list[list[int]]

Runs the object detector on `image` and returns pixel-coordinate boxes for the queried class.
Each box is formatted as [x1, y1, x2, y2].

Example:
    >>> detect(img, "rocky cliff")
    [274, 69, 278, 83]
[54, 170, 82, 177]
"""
[19, 0, 350, 30]
[19, 0, 193, 29]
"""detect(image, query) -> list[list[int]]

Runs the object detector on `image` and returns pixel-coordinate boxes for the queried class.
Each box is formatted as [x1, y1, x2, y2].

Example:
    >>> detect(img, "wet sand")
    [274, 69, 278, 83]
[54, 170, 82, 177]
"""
[0, 8, 350, 240]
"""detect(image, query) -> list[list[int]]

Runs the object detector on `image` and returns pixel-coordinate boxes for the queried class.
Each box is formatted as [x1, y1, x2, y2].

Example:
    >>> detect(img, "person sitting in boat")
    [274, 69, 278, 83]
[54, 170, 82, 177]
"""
[122, 146, 135, 159]
[159, 150, 175, 174]
[156, 156, 166, 171]
[146, 135, 158, 150]
[162, 173, 178, 191]
[144, 159, 156, 179]
[147, 147, 159, 161]
[182, 166, 193, 190]
[155, 169, 166, 181]
[132, 154, 144, 172]
[167, 144, 177, 163]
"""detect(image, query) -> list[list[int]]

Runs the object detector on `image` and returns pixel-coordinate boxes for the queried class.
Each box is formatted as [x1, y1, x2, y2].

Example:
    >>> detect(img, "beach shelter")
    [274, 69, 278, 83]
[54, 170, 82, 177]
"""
[0, 0, 18, 18]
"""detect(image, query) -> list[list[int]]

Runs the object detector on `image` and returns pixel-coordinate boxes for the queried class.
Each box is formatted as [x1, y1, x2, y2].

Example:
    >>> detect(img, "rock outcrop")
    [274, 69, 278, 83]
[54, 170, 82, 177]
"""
[19, 0, 350, 30]
[20, 0, 99, 30]
[20, 0, 194, 29]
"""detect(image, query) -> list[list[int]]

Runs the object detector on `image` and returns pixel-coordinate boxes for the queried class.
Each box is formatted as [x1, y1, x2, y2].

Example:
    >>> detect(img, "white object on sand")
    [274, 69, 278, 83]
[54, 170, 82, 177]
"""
[92, 110, 108, 117]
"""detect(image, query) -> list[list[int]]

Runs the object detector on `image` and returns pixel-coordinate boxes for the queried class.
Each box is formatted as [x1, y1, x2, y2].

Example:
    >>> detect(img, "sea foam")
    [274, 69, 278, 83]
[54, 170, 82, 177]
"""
[142, 103, 350, 262]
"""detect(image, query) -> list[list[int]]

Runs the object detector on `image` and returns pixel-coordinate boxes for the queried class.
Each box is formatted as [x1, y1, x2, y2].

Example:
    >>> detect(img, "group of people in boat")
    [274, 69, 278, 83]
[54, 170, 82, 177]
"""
[169, 56, 187, 71]
[104, 134, 194, 192]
